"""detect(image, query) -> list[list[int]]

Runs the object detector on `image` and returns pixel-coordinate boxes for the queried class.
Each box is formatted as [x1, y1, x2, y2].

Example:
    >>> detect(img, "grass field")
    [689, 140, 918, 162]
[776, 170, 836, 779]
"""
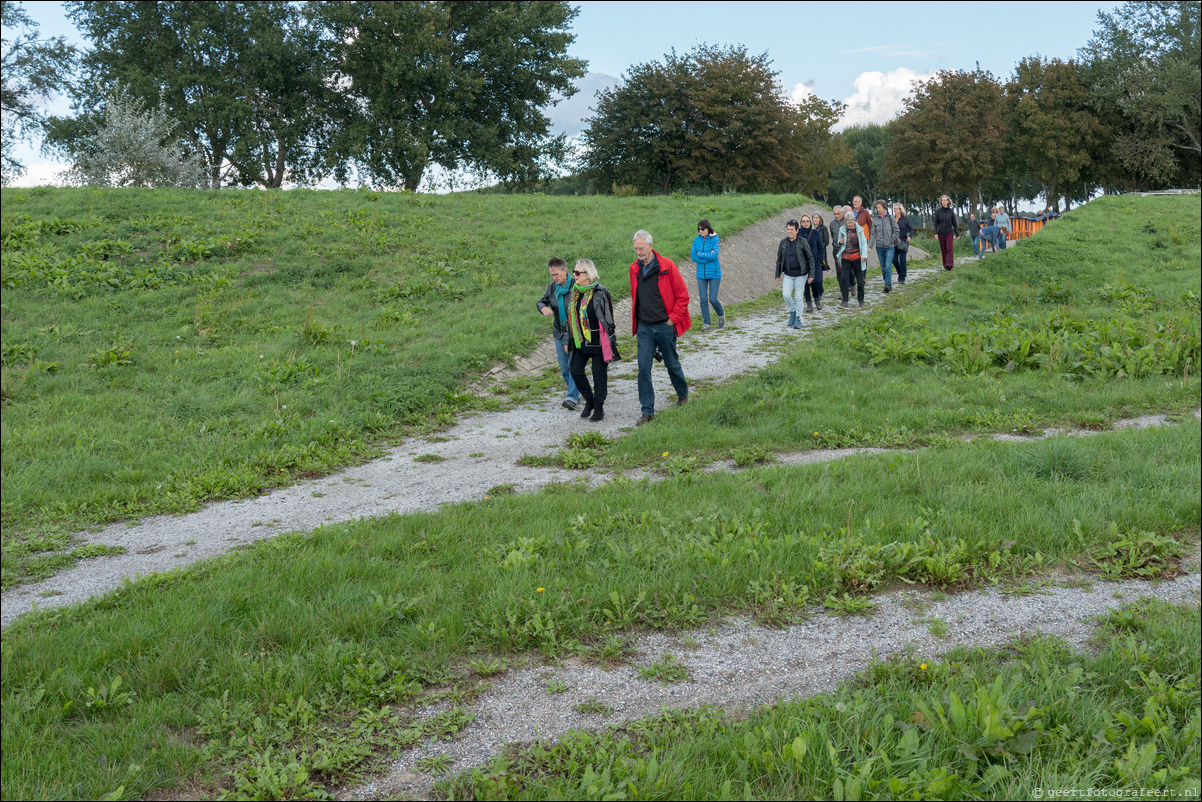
[1, 193, 1199, 800]
[0, 187, 812, 585]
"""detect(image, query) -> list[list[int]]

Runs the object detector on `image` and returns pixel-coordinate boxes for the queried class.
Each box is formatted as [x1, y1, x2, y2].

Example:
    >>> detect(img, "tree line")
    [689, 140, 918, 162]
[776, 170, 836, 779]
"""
[1, 0, 1197, 203]
[2, 0, 585, 189]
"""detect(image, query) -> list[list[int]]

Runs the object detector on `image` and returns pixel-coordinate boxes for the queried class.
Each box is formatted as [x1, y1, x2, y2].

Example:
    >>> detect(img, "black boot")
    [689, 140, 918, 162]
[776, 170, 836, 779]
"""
[580, 401, 593, 419]
[589, 404, 604, 422]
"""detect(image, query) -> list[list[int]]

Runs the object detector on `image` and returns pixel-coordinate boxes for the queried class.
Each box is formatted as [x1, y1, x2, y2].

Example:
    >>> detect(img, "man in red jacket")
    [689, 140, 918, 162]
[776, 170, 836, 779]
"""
[629, 229, 691, 426]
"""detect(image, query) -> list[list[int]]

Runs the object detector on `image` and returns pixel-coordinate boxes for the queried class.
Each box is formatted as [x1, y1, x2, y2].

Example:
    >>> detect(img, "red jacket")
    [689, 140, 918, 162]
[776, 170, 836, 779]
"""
[628, 251, 692, 337]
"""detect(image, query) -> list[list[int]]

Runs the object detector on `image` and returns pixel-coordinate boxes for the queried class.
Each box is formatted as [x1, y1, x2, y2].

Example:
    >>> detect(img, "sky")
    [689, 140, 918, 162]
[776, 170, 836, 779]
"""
[4, 0, 1123, 188]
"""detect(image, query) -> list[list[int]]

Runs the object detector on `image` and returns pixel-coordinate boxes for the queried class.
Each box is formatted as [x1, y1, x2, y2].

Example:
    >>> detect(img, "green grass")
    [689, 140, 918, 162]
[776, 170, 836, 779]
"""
[441, 598, 1201, 800]
[0, 186, 814, 582]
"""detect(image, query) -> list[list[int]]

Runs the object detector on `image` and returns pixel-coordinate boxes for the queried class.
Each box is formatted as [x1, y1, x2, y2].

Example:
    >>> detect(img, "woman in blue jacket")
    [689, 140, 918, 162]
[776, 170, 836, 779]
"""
[691, 219, 724, 330]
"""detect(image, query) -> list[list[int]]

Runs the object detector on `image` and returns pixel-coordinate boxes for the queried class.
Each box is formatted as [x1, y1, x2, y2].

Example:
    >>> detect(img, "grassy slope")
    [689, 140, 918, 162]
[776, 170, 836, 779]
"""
[0, 194, 1199, 800]
[0, 187, 812, 583]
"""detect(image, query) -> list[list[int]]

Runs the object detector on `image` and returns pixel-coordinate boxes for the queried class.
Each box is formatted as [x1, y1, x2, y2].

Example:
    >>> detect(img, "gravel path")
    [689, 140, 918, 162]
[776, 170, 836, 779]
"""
[344, 558, 1201, 801]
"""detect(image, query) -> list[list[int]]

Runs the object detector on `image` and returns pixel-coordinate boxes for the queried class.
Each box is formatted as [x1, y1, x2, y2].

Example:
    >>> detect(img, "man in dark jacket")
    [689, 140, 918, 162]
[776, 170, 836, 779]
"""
[536, 257, 580, 410]
[775, 220, 817, 329]
[630, 229, 691, 426]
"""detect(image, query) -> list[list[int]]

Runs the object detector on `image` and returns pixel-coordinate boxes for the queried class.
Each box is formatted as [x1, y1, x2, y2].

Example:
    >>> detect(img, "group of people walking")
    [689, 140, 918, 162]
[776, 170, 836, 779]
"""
[537, 229, 691, 427]
[777, 196, 915, 317]
[535, 198, 1010, 420]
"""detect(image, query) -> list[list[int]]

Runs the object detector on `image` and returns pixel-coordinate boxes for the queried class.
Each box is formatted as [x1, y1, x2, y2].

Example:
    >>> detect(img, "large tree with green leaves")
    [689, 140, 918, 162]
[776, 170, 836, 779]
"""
[828, 122, 893, 204]
[1, 0, 76, 182]
[320, 1, 586, 191]
[61, 0, 336, 188]
[885, 69, 1007, 213]
[1079, 0, 1200, 187]
[1005, 57, 1107, 212]
[581, 45, 844, 195]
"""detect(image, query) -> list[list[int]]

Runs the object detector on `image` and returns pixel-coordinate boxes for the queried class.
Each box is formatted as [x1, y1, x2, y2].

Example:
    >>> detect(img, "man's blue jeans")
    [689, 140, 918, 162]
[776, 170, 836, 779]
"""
[636, 322, 688, 416]
[554, 334, 579, 402]
[971, 235, 981, 255]
[781, 274, 803, 318]
[876, 246, 895, 287]
[696, 277, 724, 325]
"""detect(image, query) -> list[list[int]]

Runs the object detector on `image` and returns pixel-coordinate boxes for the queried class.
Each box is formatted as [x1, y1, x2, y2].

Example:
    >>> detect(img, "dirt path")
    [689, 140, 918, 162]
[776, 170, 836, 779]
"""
[343, 555, 1200, 800]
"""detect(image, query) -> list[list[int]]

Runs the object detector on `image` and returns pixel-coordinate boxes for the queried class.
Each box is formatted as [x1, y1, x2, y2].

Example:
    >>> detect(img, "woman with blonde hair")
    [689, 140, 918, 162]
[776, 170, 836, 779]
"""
[932, 194, 959, 270]
[892, 203, 913, 285]
[567, 259, 620, 422]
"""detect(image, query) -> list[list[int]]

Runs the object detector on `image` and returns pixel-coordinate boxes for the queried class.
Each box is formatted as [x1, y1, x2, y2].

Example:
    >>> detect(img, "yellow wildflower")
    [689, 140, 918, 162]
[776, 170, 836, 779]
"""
[536, 587, 544, 593]
[920, 663, 928, 670]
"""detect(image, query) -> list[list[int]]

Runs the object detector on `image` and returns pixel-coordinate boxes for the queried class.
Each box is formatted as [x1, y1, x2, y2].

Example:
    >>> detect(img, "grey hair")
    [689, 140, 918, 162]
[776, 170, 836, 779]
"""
[893, 203, 906, 215]
[574, 258, 599, 284]
[633, 229, 653, 246]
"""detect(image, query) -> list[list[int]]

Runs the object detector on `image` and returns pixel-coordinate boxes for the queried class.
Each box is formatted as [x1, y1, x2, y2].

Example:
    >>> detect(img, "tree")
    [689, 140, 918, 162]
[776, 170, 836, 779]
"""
[885, 69, 1007, 214]
[320, 1, 586, 191]
[59, 82, 205, 187]
[828, 122, 893, 204]
[1005, 57, 1106, 212]
[1, 1, 76, 182]
[581, 45, 844, 195]
[1079, 0, 1200, 186]
[64, 1, 338, 188]
[777, 94, 851, 197]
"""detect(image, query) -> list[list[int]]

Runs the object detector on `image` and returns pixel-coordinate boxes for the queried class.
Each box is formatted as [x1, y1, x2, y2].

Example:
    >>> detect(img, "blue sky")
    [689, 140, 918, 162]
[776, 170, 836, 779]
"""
[6, 0, 1122, 186]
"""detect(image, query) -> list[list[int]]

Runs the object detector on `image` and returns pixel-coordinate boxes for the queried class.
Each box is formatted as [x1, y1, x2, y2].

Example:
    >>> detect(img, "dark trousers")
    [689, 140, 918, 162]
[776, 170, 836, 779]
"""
[569, 349, 607, 407]
[803, 271, 824, 303]
[937, 233, 955, 267]
[892, 248, 908, 281]
[838, 258, 866, 304]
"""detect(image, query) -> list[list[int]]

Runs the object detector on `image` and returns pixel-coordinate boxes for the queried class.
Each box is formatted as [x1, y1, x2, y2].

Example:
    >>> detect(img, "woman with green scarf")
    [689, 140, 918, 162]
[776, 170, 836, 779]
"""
[568, 259, 621, 422]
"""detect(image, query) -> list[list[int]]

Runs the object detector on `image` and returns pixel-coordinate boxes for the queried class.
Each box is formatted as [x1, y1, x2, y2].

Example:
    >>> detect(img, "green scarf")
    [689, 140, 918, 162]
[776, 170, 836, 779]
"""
[569, 282, 597, 348]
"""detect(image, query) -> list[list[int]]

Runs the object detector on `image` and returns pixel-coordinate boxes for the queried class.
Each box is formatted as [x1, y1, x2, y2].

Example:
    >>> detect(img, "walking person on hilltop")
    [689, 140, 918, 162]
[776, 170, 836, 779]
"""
[800, 214, 825, 311]
[967, 211, 982, 257]
[630, 230, 690, 427]
[994, 205, 1011, 250]
[829, 207, 847, 269]
[536, 257, 581, 411]
[775, 219, 816, 328]
[690, 219, 725, 331]
[836, 211, 869, 309]
[892, 203, 913, 286]
[933, 195, 959, 270]
[852, 196, 873, 242]
[869, 200, 899, 293]
[813, 211, 831, 275]
[567, 259, 620, 423]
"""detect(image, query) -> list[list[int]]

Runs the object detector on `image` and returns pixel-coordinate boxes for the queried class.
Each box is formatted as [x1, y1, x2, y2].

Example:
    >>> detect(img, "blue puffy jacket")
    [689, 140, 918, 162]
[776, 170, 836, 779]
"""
[690, 234, 721, 280]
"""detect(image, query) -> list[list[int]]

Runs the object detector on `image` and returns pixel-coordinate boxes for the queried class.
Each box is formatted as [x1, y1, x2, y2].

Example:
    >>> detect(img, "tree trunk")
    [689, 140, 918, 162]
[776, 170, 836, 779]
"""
[403, 168, 424, 192]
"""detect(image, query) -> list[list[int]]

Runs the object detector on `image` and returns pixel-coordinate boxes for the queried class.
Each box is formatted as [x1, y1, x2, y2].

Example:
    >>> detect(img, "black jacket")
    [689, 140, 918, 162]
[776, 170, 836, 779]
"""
[536, 279, 574, 339]
[567, 285, 621, 362]
[775, 236, 816, 279]
[933, 207, 960, 236]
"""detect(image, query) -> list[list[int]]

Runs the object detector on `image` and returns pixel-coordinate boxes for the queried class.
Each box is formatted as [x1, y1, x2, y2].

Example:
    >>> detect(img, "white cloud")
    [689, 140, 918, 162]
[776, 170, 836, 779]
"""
[790, 82, 814, 104]
[6, 161, 70, 187]
[836, 67, 933, 130]
[546, 71, 619, 139]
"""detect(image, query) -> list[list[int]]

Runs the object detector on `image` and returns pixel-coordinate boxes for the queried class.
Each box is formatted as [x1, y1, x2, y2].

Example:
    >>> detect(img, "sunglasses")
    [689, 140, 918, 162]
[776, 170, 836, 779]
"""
[572, 270, 587, 275]
[787, 220, 799, 227]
